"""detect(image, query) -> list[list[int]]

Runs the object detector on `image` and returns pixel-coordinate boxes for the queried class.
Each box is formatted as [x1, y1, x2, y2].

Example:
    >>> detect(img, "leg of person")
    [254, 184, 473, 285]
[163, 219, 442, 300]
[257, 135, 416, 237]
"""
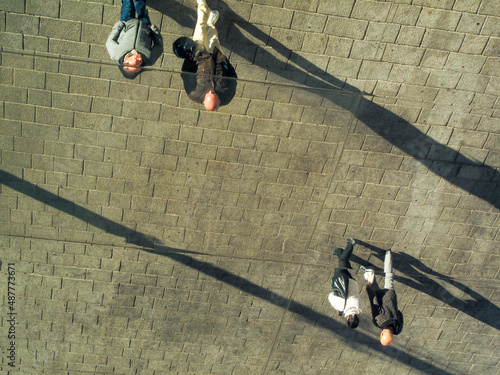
[338, 237, 355, 269]
[384, 250, 394, 290]
[370, 275, 381, 291]
[133, 0, 151, 25]
[206, 10, 221, 53]
[121, 0, 136, 23]
[193, 0, 210, 50]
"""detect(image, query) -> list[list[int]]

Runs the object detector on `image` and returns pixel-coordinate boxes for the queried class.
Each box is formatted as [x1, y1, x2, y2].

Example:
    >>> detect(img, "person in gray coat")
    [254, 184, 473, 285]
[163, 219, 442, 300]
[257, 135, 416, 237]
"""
[106, 0, 162, 77]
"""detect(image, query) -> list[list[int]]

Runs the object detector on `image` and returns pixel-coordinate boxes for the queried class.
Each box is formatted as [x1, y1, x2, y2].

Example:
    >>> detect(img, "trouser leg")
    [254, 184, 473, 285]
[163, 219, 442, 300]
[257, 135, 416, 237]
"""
[384, 250, 394, 290]
[134, 0, 151, 25]
[370, 276, 381, 291]
[337, 239, 354, 269]
[338, 258, 351, 270]
[206, 21, 220, 53]
[120, 0, 136, 22]
[193, 1, 210, 50]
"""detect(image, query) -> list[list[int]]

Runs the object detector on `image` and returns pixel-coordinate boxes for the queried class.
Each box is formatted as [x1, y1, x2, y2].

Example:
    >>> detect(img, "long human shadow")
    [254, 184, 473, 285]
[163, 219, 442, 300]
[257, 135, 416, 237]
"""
[355, 240, 500, 331]
[152, 0, 499, 209]
[0, 170, 451, 374]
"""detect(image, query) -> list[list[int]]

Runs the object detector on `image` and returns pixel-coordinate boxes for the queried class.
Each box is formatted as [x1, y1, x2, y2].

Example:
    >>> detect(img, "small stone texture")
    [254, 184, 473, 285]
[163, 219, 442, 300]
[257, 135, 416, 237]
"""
[0, 0, 499, 374]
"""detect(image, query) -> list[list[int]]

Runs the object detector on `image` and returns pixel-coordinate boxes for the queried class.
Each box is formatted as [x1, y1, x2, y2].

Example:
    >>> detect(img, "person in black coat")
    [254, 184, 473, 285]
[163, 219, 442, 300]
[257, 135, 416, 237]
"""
[328, 237, 362, 328]
[173, 0, 237, 111]
[364, 250, 403, 346]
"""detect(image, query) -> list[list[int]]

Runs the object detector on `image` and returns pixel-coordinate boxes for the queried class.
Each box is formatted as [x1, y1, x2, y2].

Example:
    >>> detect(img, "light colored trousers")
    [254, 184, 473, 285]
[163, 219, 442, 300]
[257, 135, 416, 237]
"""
[193, 1, 220, 53]
[384, 250, 394, 290]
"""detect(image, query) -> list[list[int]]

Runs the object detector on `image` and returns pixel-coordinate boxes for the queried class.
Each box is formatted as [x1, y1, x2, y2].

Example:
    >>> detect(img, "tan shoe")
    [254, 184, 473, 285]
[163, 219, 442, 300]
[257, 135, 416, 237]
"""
[208, 10, 219, 25]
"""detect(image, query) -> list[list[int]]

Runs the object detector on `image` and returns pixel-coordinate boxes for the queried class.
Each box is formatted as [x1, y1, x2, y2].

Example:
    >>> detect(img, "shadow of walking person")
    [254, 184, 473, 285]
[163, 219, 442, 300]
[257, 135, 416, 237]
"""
[356, 240, 500, 331]
[0, 170, 455, 375]
[149, 0, 500, 210]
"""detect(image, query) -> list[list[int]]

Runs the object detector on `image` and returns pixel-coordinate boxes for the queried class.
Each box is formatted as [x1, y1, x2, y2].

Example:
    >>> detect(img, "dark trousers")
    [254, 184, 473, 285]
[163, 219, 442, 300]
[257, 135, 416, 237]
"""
[121, 0, 151, 25]
[331, 240, 355, 285]
[336, 240, 355, 270]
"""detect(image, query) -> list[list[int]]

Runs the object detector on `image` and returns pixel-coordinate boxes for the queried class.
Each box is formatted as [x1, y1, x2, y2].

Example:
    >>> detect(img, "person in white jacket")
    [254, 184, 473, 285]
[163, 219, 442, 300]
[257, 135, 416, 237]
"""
[328, 237, 362, 328]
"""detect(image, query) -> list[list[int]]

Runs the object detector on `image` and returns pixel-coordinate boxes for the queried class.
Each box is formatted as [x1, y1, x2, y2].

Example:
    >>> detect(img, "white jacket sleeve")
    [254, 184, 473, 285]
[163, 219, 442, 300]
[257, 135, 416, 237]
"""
[328, 292, 345, 312]
[344, 280, 362, 316]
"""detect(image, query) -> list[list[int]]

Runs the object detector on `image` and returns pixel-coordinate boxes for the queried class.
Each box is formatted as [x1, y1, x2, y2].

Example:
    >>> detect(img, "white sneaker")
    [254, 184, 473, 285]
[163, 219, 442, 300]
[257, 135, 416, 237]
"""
[208, 10, 219, 25]
[363, 268, 375, 285]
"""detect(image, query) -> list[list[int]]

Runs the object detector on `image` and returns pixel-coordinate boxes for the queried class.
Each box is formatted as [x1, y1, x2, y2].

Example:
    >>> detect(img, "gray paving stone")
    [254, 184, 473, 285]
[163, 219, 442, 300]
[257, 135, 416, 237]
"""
[446, 52, 488, 74]
[417, 7, 462, 30]
[6, 13, 40, 36]
[60, 0, 103, 23]
[40, 18, 81, 42]
[478, 1, 500, 16]
[481, 16, 500, 37]
[291, 12, 327, 33]
[52, 92, 92, 112]
[391, 4, 422, 25]
[325, 16, 368, 39]
[250, 5, 293, 28]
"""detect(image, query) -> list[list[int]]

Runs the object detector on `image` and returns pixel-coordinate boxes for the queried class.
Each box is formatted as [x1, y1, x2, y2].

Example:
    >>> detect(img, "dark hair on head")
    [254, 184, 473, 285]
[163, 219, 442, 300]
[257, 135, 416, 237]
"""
[118, 65, 141, 79]
[173, 36, 194, 59]
[347, 314, 359, 329]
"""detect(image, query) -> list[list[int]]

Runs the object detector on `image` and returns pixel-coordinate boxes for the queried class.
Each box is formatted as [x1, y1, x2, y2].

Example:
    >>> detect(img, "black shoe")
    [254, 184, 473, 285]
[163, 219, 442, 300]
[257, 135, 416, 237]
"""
[333, 248, 343, 257]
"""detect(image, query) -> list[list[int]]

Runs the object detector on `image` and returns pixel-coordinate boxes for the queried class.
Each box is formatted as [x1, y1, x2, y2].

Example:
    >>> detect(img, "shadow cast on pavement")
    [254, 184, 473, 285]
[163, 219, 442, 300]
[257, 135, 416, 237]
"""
[1, 170, 452, 374]
[151, 0, 499, 209]
[355, 240, 500, 331]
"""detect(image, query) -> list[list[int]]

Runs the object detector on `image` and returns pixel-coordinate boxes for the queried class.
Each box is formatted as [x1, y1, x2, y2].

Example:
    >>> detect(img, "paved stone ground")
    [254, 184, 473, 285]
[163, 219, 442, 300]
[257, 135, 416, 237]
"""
[0, 0, 499, 374]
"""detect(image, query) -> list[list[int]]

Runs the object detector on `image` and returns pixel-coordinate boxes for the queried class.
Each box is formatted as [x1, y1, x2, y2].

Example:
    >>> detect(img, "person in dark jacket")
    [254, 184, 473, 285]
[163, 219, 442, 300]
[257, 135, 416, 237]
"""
[363, 250, 403, 346]
[173, 0, 237, 111]
[328, 237, 362, 328]
[106, 0, 163, 77]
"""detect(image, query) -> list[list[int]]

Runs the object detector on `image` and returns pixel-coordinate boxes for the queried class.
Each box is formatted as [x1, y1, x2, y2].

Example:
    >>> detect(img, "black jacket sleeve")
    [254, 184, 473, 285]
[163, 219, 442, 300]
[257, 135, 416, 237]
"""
[331, 269, 350, 300]
[212, 47, 237, 105]
[369, 288, 403, 334]
[181, 58, 200, 100]
[181, 47, 237, 106]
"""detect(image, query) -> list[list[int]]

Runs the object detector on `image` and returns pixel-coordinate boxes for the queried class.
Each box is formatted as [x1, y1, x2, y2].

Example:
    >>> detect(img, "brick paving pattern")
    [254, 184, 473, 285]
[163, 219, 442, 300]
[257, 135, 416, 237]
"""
[0, 0, 499, 374]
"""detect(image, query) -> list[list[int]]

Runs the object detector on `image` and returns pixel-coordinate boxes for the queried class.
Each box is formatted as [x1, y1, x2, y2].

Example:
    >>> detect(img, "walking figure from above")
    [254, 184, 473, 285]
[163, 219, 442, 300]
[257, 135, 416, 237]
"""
[328, 237, 362, 329]
[363, 250, 404, 346]
[173, 0, 237, 111]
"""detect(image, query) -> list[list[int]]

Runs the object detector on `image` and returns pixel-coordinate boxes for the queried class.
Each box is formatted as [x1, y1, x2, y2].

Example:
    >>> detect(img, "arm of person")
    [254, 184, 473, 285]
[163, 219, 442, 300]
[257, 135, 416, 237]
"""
[181, 59, 210, 104]
[328, 292, 344, 315]
[394, 310, 404, 334]
[181, 59, 198, 94]
[213, 49, 237, 105]
[345, 279, 362, 314]
[366, 287, 383, 323]
[219, 58, 237, 78]
[215, 49, 237, 79]
[106, 21, 125, 61]
[149, 24, 163, 64]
